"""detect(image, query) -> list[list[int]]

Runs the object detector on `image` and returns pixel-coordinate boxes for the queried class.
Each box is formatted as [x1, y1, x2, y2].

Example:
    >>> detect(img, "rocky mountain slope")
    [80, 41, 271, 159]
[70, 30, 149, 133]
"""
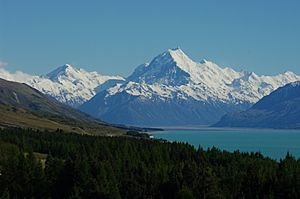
[214, 81, 300, 129]
[1, 48, 299, 126]
[0, 64, 124, 107]
[80, 48, 300, 126]
[0, 78, 124, 135]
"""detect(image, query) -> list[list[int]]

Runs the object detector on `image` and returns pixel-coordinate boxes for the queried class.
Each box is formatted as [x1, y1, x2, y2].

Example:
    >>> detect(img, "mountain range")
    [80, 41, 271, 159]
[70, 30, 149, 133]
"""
[0, 64, 124, 107]
[79, 48, 300, 126]
[214, 81, 300, 129]
[1, 48, 300, 126]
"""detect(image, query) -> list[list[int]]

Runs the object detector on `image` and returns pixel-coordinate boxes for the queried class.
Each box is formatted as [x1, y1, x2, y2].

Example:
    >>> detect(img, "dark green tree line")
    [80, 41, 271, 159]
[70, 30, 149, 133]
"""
[0, 128, 299, 198]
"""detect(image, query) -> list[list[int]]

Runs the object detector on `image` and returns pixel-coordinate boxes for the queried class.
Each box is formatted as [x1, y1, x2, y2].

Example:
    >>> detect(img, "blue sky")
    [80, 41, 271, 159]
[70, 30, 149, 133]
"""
[0, 0, 299, 77]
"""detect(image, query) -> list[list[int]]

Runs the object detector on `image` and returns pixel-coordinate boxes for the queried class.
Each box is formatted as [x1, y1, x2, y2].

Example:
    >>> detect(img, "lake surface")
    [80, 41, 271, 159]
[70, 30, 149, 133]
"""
[152, 129, 300, 160]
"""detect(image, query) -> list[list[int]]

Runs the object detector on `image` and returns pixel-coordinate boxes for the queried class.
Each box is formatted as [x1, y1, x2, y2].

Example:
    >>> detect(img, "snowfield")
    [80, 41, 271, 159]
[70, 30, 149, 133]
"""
[0, 64, 124, 107]
[106, 48, 300, 104]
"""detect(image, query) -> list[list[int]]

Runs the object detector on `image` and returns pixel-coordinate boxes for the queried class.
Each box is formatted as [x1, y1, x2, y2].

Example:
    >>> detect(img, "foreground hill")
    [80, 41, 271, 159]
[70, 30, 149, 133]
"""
[80, 48, 300, 126]
[0, 78, 123, 135]
[214, 81, 300, 129]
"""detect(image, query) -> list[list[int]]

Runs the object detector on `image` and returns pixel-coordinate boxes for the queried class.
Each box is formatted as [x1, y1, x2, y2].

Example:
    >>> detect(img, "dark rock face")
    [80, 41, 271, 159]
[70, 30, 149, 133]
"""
[214, 81, 300, 129]
[80, 90, 250, 126]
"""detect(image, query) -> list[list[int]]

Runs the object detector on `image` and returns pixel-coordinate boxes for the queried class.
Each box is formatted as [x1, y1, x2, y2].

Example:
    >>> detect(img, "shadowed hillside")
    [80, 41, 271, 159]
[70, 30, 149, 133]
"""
[0, 78, 124, 135]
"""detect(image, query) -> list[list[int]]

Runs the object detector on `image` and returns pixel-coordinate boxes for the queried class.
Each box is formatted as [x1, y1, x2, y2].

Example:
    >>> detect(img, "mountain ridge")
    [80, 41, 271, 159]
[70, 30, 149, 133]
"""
[1, 48, 300, 126]
[0, 64, 124, 107]
[214, 81, 300, 129]
[0, 78, 124, 135]
[79, 48, 300, 126]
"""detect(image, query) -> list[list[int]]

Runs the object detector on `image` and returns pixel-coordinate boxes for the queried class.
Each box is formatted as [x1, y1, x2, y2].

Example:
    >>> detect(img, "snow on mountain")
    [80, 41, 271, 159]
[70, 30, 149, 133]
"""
[214, 81, 300, 129]
[0, 64, 124, 107]
[80, 48, 300, 126]
[1, 48, 299, 126]
[110, 48, 300, 104]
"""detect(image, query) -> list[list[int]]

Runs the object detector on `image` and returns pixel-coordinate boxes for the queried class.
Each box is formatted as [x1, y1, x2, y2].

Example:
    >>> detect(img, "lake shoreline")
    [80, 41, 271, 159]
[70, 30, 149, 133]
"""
[151, 129, 300, 160]
[149, 126, 300, 134]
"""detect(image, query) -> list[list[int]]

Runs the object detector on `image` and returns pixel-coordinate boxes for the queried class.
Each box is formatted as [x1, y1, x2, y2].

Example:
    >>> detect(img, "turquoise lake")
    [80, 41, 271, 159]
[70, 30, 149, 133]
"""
[152, 129, 300, 160]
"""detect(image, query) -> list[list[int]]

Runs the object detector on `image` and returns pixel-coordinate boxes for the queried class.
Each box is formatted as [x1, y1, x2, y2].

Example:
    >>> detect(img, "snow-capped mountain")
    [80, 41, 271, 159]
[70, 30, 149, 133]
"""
[80, 48, 300, 126]
[214, 81, 300, 129]
[1, 48, 299, 126]
[0, 64, 124, 107]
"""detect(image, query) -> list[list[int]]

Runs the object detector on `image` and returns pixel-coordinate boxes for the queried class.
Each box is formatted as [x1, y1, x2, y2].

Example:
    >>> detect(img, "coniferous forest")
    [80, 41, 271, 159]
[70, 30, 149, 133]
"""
[0, 128, 300, 199]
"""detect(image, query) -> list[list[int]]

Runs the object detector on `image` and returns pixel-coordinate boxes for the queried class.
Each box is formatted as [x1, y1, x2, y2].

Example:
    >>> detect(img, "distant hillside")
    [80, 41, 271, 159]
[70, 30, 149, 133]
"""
[0, 78, 123, 135]
[214, 81, 300, 129]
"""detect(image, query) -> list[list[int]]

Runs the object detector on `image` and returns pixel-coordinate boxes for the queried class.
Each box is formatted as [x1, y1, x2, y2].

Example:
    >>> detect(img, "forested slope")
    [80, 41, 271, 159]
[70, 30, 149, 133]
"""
[1, 128, 299, 199]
